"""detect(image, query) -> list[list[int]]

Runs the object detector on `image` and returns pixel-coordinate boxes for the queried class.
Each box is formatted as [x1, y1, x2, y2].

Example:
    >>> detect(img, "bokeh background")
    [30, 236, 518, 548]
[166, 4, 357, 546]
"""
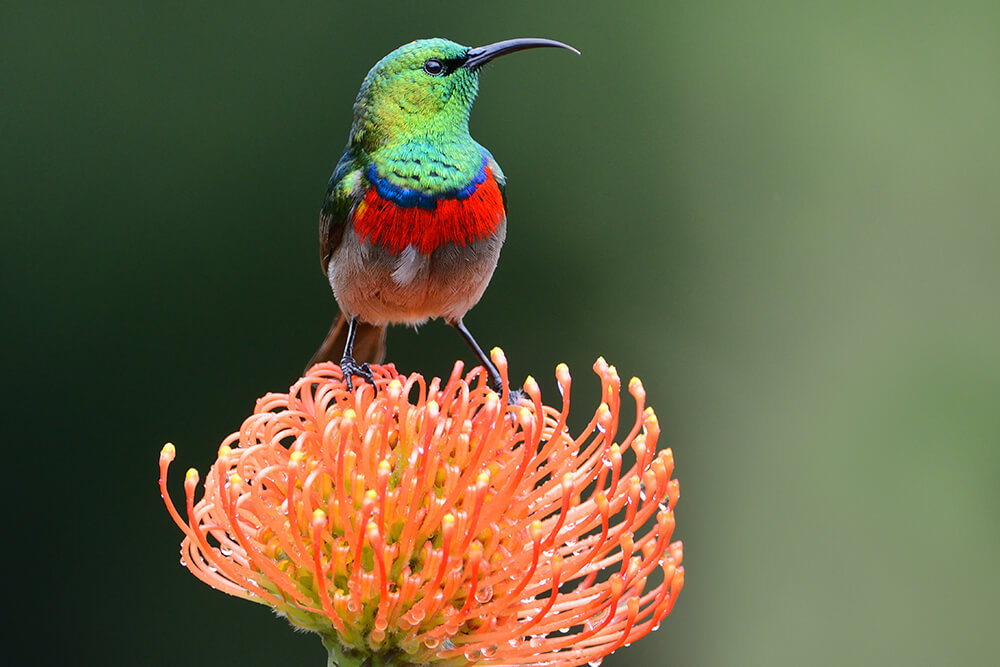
[3, 1, 998, 665]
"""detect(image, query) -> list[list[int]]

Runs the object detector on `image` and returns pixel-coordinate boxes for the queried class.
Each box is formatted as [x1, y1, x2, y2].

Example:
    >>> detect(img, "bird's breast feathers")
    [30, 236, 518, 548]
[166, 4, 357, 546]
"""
[351, 158, 505, 255]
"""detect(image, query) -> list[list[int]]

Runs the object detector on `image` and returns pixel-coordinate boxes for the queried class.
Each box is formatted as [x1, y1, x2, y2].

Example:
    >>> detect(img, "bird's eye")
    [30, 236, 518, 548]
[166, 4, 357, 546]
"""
[423, 58, 445, 76]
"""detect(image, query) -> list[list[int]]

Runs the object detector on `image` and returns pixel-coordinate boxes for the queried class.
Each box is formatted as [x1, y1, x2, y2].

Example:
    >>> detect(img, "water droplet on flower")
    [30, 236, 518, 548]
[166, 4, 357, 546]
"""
[482, 645, 498, 658]
[475, 585, 493, 603]
[652, 623, 661, 632]
[601, 455, 612, 467]
[588, 660, 603, 667]
[424, 638, 440, 649]
[464, 648, 483, 661]
[596, 422, 606, 434]
[178, 556, 187, 567]
[220, 545, 233, 556]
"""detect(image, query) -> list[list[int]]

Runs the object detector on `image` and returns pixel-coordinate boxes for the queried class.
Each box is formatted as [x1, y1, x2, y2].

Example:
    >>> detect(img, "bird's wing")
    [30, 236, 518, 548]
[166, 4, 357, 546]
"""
[481, 148, 507, 211]
[319, 157, 367, 273]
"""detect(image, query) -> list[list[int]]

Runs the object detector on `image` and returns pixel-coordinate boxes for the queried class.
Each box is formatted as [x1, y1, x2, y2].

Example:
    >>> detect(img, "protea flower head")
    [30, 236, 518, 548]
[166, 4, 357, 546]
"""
[159, 349, 683, 667]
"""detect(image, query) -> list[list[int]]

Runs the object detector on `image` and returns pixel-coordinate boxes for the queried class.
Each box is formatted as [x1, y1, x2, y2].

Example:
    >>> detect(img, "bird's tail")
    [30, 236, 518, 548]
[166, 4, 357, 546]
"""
[307, 313, 387, 370]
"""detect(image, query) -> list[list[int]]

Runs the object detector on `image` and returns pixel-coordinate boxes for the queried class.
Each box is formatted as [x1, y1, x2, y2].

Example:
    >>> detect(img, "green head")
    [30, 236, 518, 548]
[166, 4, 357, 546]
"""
[349, 37, 579, 151]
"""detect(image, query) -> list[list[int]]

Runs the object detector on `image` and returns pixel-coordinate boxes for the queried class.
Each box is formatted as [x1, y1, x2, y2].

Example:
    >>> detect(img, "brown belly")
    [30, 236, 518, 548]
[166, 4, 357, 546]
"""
[327, 220, 507, 326]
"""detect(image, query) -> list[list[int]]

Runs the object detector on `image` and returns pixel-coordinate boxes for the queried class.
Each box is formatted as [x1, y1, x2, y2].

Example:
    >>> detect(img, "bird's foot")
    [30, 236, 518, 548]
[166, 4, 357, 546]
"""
[340, 355, 375, 393]
[506, 388, 527, 406]
[487, 376, 526, 406]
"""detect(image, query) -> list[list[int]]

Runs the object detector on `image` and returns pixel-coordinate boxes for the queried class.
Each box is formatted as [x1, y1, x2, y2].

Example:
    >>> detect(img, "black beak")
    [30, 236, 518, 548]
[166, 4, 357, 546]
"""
[464, 37, 580, 70]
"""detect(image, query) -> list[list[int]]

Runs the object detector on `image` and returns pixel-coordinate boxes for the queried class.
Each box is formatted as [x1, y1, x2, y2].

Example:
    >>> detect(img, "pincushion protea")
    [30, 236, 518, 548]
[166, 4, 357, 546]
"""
[159, 350, 683, 666]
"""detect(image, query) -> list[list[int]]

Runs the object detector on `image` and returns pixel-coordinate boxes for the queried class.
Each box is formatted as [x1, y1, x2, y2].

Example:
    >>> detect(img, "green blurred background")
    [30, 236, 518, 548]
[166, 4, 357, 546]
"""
[3, 1, 998, 665]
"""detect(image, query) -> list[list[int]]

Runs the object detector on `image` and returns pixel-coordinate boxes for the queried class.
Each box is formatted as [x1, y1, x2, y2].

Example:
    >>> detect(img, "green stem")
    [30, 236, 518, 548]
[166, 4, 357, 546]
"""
[324, 638, 367, 667]
[323, 638, 415, 667]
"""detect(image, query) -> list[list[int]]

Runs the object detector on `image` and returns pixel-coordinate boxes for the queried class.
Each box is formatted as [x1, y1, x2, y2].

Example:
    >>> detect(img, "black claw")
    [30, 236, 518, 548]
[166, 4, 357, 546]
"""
[486, 375, 523, 406]
[340, 356, 375, 393]
[506, 387, 526, 406]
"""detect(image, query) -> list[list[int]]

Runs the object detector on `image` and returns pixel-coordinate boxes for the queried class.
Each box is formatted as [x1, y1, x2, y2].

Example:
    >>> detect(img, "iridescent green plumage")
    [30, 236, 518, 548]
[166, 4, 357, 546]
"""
[350, 39, 484, 194]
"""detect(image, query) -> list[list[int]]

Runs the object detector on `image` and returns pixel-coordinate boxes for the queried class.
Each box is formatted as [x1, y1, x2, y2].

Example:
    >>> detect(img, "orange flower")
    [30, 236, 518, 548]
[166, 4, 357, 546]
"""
[160, 350, 683, 666]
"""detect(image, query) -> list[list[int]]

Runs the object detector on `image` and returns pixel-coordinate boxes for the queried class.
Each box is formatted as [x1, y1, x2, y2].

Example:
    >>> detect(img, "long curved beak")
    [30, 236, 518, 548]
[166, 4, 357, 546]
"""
[464, 37, 580, 69]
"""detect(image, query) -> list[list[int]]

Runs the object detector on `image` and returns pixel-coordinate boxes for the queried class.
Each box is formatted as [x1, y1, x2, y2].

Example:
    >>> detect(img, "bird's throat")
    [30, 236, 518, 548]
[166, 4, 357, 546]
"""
[367, 136, 485, 198]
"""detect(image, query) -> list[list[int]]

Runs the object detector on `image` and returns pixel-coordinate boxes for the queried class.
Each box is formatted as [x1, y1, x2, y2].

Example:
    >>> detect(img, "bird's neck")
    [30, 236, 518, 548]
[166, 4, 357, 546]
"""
[364, 133, 485, 197]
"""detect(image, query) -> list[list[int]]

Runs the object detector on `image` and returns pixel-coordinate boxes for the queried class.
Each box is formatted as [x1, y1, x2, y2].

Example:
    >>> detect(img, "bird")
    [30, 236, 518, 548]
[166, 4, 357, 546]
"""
[310, 37, 579, 394]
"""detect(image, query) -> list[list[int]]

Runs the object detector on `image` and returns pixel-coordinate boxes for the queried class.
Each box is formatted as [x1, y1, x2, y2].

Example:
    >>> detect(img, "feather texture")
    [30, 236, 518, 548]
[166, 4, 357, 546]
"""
[352, 164, 505, 255]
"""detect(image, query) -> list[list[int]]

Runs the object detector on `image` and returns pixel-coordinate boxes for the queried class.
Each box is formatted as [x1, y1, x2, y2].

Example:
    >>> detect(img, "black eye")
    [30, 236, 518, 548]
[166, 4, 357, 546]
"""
[423, 58, 445, 76]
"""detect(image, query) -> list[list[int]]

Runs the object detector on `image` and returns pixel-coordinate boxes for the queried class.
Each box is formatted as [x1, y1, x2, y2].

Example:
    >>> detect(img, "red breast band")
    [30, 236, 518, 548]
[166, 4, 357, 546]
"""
[353, 167, 505, 255]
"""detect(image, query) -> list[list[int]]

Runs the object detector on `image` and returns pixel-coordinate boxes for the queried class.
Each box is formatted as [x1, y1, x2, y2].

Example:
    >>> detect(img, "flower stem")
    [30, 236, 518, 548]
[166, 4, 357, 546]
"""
[324, 639, 368, 667]
[323, 639, 414, 667]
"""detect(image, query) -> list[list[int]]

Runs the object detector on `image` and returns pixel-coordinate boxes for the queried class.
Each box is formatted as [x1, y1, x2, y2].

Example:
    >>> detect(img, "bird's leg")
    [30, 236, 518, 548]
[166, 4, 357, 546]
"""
[451, 319, 516, 400]
[340, 316, 375, 392]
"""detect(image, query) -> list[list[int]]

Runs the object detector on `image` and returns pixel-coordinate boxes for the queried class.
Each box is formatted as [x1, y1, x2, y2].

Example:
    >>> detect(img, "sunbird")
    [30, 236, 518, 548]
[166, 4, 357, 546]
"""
[311, 37, 579, 392]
